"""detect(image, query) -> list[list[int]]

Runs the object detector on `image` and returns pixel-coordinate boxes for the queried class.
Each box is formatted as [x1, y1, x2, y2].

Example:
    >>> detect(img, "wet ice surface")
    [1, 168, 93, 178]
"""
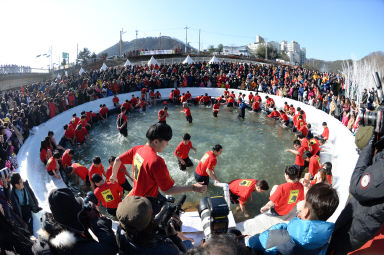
[73, 104, 296, 221]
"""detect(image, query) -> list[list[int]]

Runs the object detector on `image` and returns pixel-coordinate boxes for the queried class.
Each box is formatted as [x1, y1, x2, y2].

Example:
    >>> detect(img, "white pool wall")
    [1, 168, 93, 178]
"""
[17, 87, 358, 234]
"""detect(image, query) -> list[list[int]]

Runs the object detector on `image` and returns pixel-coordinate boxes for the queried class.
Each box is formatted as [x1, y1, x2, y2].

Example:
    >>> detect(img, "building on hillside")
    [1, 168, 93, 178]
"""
[248, 36, 307, 65]
[222, 46, 251, 57]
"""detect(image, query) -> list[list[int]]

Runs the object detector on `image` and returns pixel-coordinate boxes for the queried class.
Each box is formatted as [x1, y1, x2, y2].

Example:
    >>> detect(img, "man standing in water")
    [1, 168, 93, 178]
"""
[109, 123, 207, 213]
[194, 144, 223, 185]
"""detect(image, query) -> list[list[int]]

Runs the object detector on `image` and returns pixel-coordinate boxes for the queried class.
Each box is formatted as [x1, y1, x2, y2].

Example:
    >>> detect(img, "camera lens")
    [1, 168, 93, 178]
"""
[359, 111, 377, 127]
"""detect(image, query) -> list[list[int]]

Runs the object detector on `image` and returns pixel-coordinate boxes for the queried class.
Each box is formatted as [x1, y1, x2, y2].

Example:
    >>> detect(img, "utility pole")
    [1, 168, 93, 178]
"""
[198, 29, 201, 53]
[120, 28, 126, 57]
[76, 43, 78, 64]
[159, 32, 162, 50]
[184, 26, 190, 53]
[135, 30, 138, 52]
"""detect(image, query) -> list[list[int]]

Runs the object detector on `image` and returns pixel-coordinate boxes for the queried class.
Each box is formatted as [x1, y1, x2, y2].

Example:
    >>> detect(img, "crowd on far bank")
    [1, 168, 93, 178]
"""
[0, 65, 32, 75]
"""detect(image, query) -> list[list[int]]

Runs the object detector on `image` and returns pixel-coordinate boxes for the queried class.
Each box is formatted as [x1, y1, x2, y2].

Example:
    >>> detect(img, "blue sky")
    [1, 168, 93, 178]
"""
[1, 0, 383, 67]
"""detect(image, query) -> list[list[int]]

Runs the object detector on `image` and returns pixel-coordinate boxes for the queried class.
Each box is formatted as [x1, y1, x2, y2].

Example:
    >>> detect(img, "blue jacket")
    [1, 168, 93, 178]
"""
[247, 217, 334, 255]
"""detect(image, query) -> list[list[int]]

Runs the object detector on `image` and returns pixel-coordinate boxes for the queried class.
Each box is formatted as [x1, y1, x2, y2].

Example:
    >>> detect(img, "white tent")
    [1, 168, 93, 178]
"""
[100, 62, 108, 71]
[182, 55, 195, 64]
[208, 56, 220, 64]
[124, 59, 133, 67]
[147, 56, 159, 66]
[79, 67, 85, 75]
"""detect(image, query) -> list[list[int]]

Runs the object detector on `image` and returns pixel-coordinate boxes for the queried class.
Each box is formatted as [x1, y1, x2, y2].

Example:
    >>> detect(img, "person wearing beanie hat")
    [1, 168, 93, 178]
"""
[33, 188, 118, 255]
[115, 196, 186, 255]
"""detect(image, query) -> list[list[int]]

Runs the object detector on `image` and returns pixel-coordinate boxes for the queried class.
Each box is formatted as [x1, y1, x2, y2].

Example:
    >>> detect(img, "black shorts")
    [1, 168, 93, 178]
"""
[204, 101, 210, 106]
[295, 164, 305, 178]
[227, 102, 234, 107]
[229, 190, 240, 204]
[270, 206, 281, 216]
[194, 171, 209, 185]
[158, 120, 166, 124]
[107, 207, 117, 217]
[47, 170, 54, 176]
[120, 179, 132, 191]
[178, 157, 193, 171]
[119, 127, 128, 137]
[213, 111, 218, 117]
[186, 115, 192, 123]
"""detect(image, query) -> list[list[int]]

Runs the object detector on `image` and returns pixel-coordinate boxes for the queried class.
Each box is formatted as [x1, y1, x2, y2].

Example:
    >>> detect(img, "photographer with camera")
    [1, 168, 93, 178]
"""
[116, 195, 187, 255]
[328, 106, 384, 254]
[32, 188, 118, 255]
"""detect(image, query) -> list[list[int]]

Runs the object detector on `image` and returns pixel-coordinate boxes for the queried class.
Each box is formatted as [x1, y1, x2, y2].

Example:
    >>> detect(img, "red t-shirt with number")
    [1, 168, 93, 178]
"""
[174, 141, 192, 159]
[89, 163, 105, 182]
[195, 151, 217, 176]
[71, 163, 88, 181]
[46, 157, 57, 172]
[309, 155, 321, 177]
[106, 164, 127, 185]
[120, 145, 175, 197]
[295, 147, 305, 166]
[229, 179, 258, 205]
[270, 182, 304, 215]
[184, 107, 191, 117]
[61, 149, 72, 168]
[94, 182, 123, 209]
[309, 138, 320, 156]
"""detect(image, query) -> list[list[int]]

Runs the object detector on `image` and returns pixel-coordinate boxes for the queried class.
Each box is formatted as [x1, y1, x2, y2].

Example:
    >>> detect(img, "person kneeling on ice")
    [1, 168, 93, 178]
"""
[174, 133, 197, 171]
[247, 183, 339, 255]
[279, 110, 290, 126]
[268, 108, 280, 119]
[229, 179, 269, 218]
[260, 165, 304, 217]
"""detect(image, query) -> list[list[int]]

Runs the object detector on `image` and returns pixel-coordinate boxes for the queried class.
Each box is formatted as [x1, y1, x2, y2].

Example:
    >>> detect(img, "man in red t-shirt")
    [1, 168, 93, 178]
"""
[260, 165, 304, 216]
[158, 106, 169, 124]
[194, 144, 223, 185]
[212, 100, 221, 117]
[105, 156, 133, 192]
[297, 133, 310, 152]
[63, 124, 75, 145]
[75, 124, 88, 144]
[229, 179, 269, 217]
[303, 151, 322, 178]
[174, 133, 197, 171]
[92, 174, 123, 217]
[64, 163, 90, 190]
[46, 152, 61, 179]
[113, 94, 120, 107]
[268, 108, 280, 119]
[88, 156, 106, 189]
[279, 110, 289, 126]
[109, 123, 206, 214]
[182, 102, 192, 123]
[308, 138, 321, 156]
[320, 122, 329, 141]
[286, 140, 306, 178]
[61, 149, 74, 168]
[116, 107, 128, 137]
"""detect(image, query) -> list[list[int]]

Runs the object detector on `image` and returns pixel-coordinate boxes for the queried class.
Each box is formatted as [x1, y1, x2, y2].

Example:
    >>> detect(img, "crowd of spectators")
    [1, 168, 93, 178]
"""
[0, 59, 382, 254]
[0, 65, 32, 75]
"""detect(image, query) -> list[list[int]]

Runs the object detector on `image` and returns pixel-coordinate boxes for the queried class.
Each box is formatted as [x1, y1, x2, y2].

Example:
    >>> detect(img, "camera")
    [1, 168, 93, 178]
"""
[359, 107, 384, 137]
[0, 167, 10, 180]
[83, 191, 98, 211]
[157, 195, 186, 232]
[198, 196, 229, 239]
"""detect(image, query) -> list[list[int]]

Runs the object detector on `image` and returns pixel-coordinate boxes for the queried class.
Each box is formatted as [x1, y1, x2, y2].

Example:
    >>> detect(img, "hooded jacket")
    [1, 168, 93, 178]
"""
[247, 217, 334, 255]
